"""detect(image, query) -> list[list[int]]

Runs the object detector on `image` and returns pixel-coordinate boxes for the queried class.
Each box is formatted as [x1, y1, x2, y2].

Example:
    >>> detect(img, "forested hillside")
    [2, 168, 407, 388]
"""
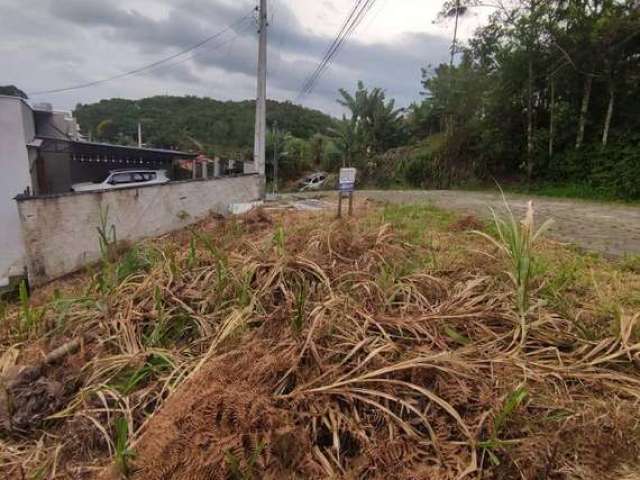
[410, 0, 640, 199]
[38, 1, 640, 200]
[74, 96, 336, 156]
[329, 1, 640, 200]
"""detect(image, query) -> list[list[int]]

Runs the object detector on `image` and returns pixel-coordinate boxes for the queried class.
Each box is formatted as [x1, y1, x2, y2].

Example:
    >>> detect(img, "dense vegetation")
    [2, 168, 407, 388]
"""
[405, 0, 640, 200]
[14, 1, 640, 199]
[74, 96, 337, 179]
[327, 1, 640, 200]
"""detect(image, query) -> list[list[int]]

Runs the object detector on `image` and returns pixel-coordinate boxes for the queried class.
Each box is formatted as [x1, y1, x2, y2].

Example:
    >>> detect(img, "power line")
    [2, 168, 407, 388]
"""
[310, 0, 377, 88]
[300, 0, 378, 97]
[140, 20, 254, 78]
[28, 11, 255, 96]
[297, 0, 377, 99]
[298, 0, 367, 97]
[359, 0, 388, 36]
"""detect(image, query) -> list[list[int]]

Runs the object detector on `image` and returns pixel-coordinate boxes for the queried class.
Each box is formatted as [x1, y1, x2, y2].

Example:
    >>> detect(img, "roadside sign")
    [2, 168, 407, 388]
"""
[337, 168, 357, 218]
[339, 168, 357, 192]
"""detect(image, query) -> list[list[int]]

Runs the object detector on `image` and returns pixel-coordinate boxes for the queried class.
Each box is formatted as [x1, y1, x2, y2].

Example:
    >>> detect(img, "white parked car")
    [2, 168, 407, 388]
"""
[71, 169, 169, 192]
[299, 172, 328, 192]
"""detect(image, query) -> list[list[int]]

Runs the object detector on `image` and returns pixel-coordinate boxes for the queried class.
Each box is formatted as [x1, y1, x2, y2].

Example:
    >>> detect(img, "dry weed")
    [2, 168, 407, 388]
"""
[1, 207, 639, 480]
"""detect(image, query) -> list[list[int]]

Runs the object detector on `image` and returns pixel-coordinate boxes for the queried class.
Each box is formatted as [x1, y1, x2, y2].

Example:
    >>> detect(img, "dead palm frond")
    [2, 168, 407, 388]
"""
[2, 208, 640, 480]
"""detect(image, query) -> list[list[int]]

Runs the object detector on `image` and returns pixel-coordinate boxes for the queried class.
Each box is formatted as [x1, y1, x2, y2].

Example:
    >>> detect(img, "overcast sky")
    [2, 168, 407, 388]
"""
[0, 0, 488, 116]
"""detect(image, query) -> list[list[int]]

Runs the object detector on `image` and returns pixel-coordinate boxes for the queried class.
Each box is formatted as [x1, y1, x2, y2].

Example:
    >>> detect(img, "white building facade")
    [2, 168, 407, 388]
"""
[0, 96, 37, 287]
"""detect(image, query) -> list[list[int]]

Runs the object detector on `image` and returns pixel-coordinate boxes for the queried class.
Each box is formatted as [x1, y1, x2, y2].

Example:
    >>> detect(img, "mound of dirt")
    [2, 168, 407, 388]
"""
[0, 370, 66, 434]
[0, 338, 87, 437]
[239, 207, 273, 232]
[448, 215, 484, 232]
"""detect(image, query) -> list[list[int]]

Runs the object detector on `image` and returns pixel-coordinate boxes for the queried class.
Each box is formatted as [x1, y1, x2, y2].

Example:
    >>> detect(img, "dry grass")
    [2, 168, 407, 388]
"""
[1, 203, 640, 480]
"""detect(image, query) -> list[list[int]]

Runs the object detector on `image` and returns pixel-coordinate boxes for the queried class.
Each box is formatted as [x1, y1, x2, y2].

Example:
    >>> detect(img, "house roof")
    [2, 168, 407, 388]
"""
[36, 136, 196, 159]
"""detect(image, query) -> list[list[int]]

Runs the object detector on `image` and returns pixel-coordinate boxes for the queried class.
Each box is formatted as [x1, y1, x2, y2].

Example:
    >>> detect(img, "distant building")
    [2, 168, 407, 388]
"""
[0, 95, 196, 287]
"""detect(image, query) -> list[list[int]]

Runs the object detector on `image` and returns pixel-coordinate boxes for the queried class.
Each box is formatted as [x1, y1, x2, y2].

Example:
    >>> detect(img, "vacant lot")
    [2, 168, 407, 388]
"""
[1, 202, 639, 479]
[294, 190, 640, 257]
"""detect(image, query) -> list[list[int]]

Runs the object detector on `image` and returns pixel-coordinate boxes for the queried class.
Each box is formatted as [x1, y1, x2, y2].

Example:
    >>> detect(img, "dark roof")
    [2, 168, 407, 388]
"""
[36, 136, 196, 159]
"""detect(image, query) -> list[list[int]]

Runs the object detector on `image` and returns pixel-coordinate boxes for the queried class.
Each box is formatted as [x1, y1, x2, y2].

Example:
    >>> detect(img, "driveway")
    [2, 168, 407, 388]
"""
[287, 190, 640, 257]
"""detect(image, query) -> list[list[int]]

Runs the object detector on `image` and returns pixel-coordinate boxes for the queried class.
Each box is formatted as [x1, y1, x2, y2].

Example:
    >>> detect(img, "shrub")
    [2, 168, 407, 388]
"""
[402, 152, 434, 187]
[547, 139, 640, 200]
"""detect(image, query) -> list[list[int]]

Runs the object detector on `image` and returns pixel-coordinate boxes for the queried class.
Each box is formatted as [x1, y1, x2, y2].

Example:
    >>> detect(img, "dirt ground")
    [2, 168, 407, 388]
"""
[286, 190, 640, 257]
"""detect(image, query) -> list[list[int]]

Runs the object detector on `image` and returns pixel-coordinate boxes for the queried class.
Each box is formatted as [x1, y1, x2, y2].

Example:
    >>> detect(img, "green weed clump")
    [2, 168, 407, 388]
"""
[475, 198, 552, 341]
[114, 417, 136, 478]
[479, 386, 529, 466]
[17, 280, 45, 336]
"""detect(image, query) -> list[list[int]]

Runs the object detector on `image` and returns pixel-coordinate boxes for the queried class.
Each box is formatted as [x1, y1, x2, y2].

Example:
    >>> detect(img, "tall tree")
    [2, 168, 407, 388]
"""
[418, 0, 640, 198]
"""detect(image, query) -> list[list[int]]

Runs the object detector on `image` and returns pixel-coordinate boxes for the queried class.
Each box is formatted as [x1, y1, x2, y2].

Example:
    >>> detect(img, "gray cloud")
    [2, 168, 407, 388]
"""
[1, 0, 451, 115]
[52, 0, 137, 28]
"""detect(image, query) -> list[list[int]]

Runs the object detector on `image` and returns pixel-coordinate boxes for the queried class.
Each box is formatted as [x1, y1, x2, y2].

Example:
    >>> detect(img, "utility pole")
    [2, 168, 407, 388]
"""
[272, 121, 279, 197]
[450, 0, 461, 67]
[254, 0, 268, 193]
[137, 121, 143, 148]
[445, 0, 461, 137]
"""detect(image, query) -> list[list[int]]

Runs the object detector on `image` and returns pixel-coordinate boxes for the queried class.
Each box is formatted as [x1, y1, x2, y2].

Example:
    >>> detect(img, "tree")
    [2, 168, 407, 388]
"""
[418, 0, 640, 199]
[329, 117, 358, 167]
[336, 81, 405, 156]
[75, 96, 336, 152]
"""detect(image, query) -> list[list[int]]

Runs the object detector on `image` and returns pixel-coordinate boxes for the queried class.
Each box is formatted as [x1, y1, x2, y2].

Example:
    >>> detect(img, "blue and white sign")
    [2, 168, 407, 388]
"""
[338, 168, 357, 192]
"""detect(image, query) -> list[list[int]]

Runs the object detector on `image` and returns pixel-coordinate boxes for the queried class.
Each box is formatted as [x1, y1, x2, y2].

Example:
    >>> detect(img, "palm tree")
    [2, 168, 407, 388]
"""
[336, 81, 404, 155]
[329, 116, 357, 167]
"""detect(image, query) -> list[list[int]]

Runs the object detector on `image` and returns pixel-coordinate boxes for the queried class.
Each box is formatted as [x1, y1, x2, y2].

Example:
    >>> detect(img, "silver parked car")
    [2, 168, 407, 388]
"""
[299, 172, 328, 191]
[71, 169, 169, 192]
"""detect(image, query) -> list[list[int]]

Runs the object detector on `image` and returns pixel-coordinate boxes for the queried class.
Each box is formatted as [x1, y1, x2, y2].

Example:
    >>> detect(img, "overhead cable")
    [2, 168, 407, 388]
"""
[29, 11, 254, 96]
[297, 0, 377, 99]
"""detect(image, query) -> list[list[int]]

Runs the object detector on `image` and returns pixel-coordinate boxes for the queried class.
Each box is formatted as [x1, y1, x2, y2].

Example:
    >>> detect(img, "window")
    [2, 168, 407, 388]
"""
[110, 173, 133, 184]
[131, 173, 145, 182]
[142, 172, 157, 181]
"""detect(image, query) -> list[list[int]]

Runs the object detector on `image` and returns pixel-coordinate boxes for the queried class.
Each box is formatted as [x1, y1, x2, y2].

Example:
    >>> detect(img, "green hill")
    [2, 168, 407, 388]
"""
[74, 96, 336, 154]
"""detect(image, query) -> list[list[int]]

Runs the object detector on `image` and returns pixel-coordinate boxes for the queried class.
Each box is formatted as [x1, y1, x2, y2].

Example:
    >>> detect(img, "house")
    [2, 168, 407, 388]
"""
[0, 95, 39, 287]
[0, 95, 198, 287]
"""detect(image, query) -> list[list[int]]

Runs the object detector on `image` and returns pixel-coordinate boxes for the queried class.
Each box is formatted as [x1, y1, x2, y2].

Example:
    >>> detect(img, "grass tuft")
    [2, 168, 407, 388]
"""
[475, 197, 553, 342]
[114, 417, 135, 478]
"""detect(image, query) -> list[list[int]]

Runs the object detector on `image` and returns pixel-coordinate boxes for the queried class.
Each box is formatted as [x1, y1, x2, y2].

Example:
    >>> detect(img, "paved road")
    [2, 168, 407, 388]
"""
[288, 190, 640, 257]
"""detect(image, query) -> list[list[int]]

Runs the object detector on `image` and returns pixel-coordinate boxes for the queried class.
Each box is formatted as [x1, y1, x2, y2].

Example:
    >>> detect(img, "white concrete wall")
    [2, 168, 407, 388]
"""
[0, 96, 35, 286]
[17, 175, 260, 285]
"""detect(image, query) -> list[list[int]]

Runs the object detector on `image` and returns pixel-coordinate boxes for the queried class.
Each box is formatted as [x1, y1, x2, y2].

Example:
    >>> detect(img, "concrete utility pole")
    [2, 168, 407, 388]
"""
[137, 121, 143, 148]
[450, 0, 461, 67]
[253, 0, 268, 191]
[272, 121, 279, 197]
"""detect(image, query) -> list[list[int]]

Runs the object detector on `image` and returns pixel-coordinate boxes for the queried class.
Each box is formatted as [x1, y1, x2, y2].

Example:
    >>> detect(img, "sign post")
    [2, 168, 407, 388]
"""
[337, 168, 357, 218]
